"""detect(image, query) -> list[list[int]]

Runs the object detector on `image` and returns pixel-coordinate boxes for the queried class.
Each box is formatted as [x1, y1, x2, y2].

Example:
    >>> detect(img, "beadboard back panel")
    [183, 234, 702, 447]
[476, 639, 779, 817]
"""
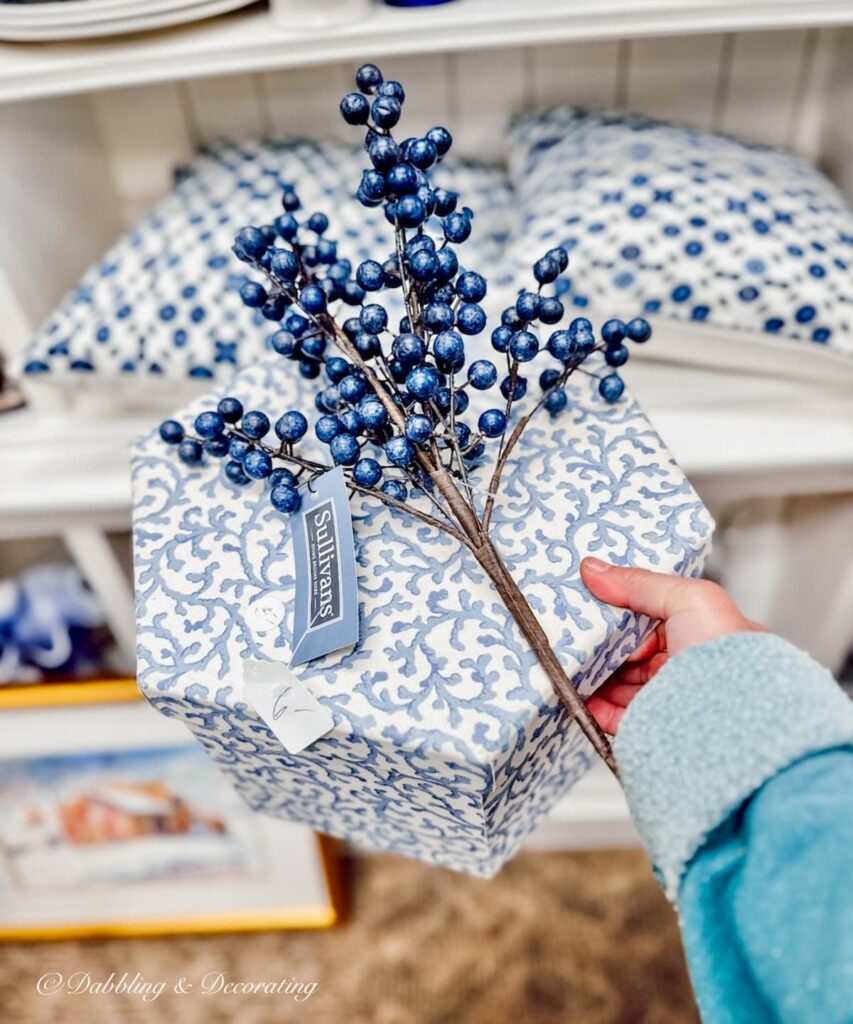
[90, 28, 843, 226]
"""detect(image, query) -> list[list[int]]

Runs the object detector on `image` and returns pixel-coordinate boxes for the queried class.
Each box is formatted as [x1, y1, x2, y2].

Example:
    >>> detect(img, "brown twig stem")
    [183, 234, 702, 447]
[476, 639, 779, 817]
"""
[264, 241, 618, 775]
[471, 535, 620, 776]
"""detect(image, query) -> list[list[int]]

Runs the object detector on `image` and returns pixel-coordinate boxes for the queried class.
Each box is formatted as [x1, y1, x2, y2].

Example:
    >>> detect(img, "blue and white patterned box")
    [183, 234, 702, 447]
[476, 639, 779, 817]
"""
[132, 357, 713, 875]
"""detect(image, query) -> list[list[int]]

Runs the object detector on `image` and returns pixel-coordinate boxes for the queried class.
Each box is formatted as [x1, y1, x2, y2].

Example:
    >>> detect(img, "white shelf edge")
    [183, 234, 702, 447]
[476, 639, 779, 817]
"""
[526, 765, 639, 850]
[1, 0, 852, 104]
[1, 374, 851, 531]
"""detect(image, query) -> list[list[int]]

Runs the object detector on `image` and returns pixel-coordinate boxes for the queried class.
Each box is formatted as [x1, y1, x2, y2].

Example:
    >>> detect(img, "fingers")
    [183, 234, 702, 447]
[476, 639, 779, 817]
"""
[581, 559, 759, 736]
[586, 695, 626, 736]
[591, 681, 644, 707]
[581, 557, 713, 620]
[585, 651, 670, 736]
[608, 651, 670, 686]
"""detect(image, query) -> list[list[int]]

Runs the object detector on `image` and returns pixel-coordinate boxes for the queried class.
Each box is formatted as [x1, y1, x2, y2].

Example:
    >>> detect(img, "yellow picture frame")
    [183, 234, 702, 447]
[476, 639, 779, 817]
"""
[0, 679, 344, 941]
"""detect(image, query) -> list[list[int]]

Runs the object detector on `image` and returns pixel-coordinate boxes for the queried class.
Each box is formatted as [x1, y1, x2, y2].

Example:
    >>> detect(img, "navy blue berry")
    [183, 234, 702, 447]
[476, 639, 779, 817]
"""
[270, 468, 297, 489]
[330, 432, 360, 465]
[352, 458, 382, 487]
[243, 449, 273, 479]
[605, 345, 629, 367]
[218, 397, 244, 423]
[340, 92, 370, 125]
[385, 435, 415, 466]
[545, 389, 568, 414]
[478, 409, 507, 437]
[159, 419, 184, 445]
[225, 460, 250, 486]
[510, 330, 540, 363]
[241, 410, 270, 439]
[601, 319, 626, 345]
[626, 317, 652, 343]
[275, 410, 308, 442]
[468, 360, 497, 390]
[356, 63, 383, 93]
[599, 374, 625, 403]
[194, 411, 225, 440]
[405, 415, 432, 444]
[381, 480, 407, 502]
[270, 485, 301, 514]
[178, 439, 203, 465]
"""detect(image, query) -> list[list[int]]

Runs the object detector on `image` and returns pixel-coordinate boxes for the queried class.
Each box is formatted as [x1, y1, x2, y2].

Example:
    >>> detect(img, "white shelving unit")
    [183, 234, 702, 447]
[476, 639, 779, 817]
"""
[1, 0, 851, 103]
[0, 0, 852, 847]
[4, 318, 852, 536]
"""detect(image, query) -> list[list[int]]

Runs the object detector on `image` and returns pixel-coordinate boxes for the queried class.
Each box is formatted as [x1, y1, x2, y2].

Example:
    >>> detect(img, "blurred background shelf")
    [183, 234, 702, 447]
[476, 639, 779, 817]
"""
[528, 764, 637, 850]
[0, 408, 139, 538]
[1, 0, 852, 103]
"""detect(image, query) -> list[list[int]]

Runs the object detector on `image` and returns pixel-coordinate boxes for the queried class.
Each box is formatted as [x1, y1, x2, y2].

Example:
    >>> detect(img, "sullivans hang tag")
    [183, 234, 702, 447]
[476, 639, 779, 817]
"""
[289, 466, 359, 665]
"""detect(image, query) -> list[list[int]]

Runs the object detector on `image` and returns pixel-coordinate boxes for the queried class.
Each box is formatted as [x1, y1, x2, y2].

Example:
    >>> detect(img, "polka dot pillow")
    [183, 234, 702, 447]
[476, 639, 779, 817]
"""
[19, 138, 513, 388]
[504, 109, 853, 356]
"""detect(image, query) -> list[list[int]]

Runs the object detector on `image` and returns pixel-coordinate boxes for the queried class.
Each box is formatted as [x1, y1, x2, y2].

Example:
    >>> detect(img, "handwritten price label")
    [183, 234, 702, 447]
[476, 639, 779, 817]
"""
[242, 659, 334, 754]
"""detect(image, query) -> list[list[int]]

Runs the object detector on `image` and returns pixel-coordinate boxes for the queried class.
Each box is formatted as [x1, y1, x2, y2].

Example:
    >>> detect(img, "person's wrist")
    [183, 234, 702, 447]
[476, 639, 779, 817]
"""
[613, 632, 853, 899]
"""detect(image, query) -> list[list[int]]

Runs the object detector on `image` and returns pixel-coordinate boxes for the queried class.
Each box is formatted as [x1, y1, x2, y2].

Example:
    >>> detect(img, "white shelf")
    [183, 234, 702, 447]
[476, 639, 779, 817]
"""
[528, 765, 637, 850]
[0, 406, 143, 538]
[2, 315, 852, 535]
[2, 365, 851, 538]
[1, 0, 852, 104]
[621, 318, 853, 492]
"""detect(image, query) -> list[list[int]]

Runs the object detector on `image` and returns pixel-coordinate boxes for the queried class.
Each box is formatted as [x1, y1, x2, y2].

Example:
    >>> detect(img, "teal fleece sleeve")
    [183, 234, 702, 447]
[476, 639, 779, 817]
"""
[613, 632, 853, 1023]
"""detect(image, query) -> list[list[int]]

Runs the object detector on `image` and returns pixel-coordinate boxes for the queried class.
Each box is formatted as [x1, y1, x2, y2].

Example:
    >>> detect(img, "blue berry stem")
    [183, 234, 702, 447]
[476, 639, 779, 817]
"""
[393, 224, 423, 335]
[494, 359, 520, 462]
[481, 346, 605, 531]
[440, 375, 475, 507]
[162, 62, 658, 776]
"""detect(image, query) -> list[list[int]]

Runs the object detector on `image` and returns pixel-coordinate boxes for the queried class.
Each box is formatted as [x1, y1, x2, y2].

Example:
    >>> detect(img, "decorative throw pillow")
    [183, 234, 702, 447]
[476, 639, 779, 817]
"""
[505, 109, 853, 356]
[20, 139, 513, 387]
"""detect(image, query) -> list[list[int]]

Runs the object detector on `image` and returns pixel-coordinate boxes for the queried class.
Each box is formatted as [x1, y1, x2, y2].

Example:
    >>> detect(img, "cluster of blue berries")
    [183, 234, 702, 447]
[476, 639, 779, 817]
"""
[160, 396, 308, 513]
[160, 63, 651, 520]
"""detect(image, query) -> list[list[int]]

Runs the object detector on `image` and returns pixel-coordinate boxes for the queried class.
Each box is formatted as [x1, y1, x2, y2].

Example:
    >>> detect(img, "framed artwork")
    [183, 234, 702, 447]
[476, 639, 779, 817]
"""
[0, 679, 343, 940]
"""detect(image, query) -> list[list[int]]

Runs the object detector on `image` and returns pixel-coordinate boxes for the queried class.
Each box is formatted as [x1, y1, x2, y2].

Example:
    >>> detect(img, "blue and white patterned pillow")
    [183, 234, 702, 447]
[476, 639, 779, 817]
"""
[20, 139, 513, 386]
[505, 110, 853, 356]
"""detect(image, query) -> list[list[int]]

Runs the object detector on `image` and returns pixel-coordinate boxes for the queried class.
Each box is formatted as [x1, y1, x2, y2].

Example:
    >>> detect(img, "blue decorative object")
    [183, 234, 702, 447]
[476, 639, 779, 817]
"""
[133, 65, 713, 875]
[134, 357, 712, 875]
[0, 565, 110, 683]
[507, 109, 853, 354]
[383, 0, 457, 7]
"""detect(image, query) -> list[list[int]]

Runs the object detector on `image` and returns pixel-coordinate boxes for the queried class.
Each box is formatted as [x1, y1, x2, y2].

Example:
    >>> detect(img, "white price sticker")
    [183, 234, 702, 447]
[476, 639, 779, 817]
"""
[242, 659, 334, 754]
[244, 593, 289, 653]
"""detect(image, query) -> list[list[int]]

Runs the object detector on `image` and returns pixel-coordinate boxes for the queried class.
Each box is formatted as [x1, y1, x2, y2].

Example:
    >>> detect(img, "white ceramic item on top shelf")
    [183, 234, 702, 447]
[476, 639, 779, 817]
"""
[269, 0, 373, 32]
[0, 0, 255, 41]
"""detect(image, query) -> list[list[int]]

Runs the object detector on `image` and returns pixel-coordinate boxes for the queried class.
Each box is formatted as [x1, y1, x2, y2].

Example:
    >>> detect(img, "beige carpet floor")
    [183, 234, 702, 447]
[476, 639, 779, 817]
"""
[0, 849, 699, 1024]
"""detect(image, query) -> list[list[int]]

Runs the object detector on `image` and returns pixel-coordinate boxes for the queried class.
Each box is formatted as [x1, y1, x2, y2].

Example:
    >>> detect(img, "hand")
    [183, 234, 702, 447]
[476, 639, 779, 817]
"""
[580, 558, 763, 735]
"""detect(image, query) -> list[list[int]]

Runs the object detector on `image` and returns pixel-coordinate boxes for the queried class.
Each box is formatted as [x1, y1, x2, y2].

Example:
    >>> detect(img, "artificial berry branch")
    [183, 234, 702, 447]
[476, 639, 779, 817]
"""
[159, 62, 653, 778]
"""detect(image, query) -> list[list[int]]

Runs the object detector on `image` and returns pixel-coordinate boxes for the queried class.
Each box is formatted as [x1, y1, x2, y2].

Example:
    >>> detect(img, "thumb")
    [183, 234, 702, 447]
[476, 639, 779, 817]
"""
[580, 557, 709, 621]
